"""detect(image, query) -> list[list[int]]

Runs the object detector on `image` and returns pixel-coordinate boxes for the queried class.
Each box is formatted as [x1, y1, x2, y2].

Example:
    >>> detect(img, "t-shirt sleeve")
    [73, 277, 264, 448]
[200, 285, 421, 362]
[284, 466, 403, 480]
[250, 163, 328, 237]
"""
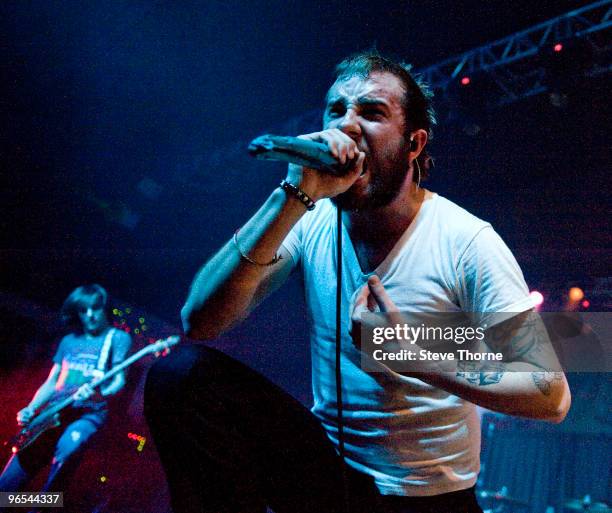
[111, 330, 132, 365]
[52, 336, 68, 365]
[280, 216, 304, 267]
[456, 226, 534, 328]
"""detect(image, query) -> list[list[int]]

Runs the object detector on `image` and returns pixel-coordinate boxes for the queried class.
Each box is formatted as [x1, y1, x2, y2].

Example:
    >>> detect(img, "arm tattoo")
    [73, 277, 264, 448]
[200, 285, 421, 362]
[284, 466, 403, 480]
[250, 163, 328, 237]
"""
[486, 310, 559, 370]
[457, 361, 506, 386]
[532, 371, 564, 396]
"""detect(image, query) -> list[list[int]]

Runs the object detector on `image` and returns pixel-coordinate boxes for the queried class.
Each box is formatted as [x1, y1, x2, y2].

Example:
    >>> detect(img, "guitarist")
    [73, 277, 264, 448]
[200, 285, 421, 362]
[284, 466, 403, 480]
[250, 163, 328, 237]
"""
[0, 284, 132, 498]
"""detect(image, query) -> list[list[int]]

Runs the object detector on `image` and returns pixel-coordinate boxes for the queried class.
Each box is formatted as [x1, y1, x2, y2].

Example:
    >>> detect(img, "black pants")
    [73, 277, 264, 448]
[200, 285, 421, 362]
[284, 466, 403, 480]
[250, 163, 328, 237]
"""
[144, 344, 483, 513]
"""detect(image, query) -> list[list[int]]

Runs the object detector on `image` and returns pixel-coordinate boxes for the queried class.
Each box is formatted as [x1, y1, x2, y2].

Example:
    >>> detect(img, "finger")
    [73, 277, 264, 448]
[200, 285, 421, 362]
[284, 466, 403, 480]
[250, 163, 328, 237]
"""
[335, 129, 358, 163]
[367, 276, 396, 312]
[367, 275, 405, 328]
[332, 128, 355, 160]
[298, 131, 339, 159]
[350, 284, 376, 324]
[351, 284, 369, 312]
[337, 134, 352, 163]
[325, 130, 346, 162]
[367, 290, 377, 312]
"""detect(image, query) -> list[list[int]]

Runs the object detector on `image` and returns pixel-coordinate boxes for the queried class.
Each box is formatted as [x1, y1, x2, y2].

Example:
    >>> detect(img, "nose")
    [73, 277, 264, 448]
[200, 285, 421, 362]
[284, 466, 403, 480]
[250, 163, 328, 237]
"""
[336, 108, 361, 139]
[86, 308, 94, 318]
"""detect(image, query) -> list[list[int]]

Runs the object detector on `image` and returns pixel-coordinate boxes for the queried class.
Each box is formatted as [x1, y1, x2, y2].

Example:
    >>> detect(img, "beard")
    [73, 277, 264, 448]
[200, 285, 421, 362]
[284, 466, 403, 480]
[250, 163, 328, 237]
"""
[331, 140, 411, 211]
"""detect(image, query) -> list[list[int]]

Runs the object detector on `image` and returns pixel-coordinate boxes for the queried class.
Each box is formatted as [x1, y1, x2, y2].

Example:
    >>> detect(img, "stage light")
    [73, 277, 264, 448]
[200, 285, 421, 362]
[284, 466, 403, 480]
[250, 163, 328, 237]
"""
[128, 432, 147, 452]
[100, 476, 107, 483]
[461, 76, 471, 86]
[568, 287, 584, 302]
[529, 290, 544, 307]
[554, 43, 563, 52]
[581, 299, 590, 309]
[11, 446, 17, 454]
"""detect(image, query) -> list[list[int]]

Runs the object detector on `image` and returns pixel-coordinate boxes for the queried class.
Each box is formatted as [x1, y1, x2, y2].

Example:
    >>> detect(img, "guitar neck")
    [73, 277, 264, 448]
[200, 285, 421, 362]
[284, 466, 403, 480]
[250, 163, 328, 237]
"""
[92, 344, 157, 388]
[35, 344, 160, 423]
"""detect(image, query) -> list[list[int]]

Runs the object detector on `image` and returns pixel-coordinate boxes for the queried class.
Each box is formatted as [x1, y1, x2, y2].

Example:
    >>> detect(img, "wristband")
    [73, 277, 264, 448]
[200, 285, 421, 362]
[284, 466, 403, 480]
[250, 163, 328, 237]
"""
[280, 180, 316, 211]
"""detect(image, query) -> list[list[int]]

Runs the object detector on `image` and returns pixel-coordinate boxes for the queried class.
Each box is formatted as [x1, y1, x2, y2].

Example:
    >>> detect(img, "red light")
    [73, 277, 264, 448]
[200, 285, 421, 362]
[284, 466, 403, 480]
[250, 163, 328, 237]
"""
[554, 43, 563, 52]
[128, 432, 146, 442]
[581, 300, 590, 308]
[461, 77, 471, 86]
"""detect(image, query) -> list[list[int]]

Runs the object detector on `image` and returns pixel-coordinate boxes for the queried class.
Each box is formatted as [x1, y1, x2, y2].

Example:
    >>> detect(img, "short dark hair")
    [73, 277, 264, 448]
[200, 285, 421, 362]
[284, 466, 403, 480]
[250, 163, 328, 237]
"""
[332, 50, 436, 180]
[61, 284, 108, 329]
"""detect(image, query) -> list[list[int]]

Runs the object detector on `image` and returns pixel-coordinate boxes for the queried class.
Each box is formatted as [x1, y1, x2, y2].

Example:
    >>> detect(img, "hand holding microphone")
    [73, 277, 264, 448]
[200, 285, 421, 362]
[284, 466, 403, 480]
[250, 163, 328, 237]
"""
[249, 129, 365, 202]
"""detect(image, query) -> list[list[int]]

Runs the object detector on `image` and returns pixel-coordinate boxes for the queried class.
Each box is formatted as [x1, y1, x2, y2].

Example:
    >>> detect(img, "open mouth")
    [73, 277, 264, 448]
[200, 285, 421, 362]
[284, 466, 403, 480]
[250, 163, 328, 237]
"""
[359, 159, 368, 177]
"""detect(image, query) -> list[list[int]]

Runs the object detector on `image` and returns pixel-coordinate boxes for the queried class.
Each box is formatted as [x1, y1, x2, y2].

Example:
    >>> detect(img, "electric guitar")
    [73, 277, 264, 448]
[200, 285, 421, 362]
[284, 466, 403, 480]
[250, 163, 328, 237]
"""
[7, 335, 180, 453]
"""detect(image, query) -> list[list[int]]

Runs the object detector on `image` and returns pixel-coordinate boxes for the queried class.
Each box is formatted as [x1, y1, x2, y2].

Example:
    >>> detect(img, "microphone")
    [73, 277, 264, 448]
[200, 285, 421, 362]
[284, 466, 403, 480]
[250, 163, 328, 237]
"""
[248, 134, 356, 176]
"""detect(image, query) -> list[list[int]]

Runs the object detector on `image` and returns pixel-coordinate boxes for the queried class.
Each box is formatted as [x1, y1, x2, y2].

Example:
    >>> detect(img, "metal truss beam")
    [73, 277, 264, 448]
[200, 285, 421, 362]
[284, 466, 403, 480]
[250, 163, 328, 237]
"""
[419, 0, 611, 104]
[184, 2, 611, 178]
[274, 2, 612, 134]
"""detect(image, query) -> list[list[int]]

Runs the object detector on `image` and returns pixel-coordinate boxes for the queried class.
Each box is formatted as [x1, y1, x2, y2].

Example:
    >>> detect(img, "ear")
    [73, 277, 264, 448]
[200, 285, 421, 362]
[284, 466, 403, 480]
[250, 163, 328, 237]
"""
[408, 129, 428, 161]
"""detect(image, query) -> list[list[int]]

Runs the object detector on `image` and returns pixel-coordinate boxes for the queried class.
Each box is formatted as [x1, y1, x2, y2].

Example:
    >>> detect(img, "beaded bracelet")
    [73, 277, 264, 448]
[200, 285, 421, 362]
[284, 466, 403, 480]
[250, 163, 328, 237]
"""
[233, 230, 282, 267]
[280, 180, 316, 211]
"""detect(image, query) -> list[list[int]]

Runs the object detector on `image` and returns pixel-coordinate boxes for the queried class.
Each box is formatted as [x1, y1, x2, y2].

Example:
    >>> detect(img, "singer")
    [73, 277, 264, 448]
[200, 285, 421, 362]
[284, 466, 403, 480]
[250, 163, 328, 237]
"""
[144, 51, 570, 513]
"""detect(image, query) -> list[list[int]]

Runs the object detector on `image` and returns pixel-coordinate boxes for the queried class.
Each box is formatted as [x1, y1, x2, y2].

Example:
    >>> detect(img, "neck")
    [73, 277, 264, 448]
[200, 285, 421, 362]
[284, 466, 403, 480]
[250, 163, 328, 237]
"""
[343, 180, 424, 244]
[84, 324, 108, 338]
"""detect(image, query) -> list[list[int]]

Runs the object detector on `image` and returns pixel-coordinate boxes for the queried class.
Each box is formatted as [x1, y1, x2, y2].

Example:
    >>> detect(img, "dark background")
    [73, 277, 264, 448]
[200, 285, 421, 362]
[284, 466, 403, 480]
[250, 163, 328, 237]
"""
[0, 1, 609, 512]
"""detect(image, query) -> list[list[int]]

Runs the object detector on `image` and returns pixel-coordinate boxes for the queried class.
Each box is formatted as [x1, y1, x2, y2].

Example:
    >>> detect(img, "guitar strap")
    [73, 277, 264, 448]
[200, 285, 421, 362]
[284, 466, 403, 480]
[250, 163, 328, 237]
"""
[94, 328, 116, 379]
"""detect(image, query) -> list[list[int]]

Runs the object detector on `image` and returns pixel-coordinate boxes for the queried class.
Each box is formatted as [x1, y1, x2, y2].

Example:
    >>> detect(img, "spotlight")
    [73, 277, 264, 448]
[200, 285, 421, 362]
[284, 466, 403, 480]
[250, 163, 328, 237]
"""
[529, 290, 544, 307]
[553, 43, 563, 52]
[581, 299, 590, 309]
[461, 76, 471, 86]
[568, 287, 584, 302]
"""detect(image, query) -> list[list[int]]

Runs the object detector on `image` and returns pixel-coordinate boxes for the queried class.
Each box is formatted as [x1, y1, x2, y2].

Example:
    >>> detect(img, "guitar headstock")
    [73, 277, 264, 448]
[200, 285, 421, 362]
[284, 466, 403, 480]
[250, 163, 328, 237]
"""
[149, 335, 181, 356]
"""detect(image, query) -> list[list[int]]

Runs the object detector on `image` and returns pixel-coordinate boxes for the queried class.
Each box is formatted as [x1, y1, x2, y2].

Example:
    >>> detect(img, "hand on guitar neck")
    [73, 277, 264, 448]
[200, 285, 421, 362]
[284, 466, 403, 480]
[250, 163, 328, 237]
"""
[72, 382, 97, 402]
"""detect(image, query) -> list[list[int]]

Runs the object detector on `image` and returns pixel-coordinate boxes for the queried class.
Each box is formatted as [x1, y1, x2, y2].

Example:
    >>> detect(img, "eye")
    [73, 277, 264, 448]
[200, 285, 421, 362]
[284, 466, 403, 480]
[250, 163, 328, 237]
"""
[326, 105, 345, 118]
[362, 108, 385, 120]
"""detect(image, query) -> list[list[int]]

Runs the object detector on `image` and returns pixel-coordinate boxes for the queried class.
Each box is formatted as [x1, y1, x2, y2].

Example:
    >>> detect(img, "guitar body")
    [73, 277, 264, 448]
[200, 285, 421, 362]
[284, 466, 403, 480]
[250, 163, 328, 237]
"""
[10, 411, 61, 453]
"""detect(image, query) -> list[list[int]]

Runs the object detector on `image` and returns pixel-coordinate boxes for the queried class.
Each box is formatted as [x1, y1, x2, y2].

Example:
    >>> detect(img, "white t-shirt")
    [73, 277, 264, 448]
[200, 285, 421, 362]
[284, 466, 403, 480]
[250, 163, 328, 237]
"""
[282, 190, 533, 496]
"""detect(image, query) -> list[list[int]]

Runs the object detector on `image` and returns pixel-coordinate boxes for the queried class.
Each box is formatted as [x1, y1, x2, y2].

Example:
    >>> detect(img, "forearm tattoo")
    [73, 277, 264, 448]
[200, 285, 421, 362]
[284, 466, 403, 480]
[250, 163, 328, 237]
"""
[531, 371, 564, 396]
[457, 361, 506, 386]
[455, 311, 564, 394]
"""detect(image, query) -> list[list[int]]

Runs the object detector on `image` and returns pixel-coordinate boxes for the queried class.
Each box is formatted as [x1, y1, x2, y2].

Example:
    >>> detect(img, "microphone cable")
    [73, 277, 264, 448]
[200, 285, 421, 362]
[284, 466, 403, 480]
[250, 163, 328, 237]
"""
[335, 204, 350, 513]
